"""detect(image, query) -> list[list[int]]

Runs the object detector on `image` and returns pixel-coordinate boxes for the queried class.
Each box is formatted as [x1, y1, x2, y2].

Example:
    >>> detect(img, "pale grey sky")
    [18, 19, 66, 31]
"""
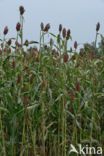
[0, 0, 104, 45]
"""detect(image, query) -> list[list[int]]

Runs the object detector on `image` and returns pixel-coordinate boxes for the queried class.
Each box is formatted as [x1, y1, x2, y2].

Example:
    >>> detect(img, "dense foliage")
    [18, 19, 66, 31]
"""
[0, 6, 104, 156]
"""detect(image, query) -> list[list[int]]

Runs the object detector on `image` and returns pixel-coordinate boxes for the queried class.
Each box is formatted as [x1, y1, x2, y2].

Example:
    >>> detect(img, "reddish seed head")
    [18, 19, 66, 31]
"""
[8, 48, 11, 53]
[24, 40, 29, 46]
[44, 23, 50, 32]
[17, 74, 21, 84]
[74, 41, 78, 49]
[16, 22, 21, 31]
[12, 59, 16, 69]
[23, 96, 29, 106]
[3, 26, 8, 35]
[75, 81, 80, 92]
[7, 39, 12, 46]
[79, 48, 84, 57]
[40, 22, 44, 31]
[69, 91, 75, 102]
[66, 29, 71, 40]
[59, 24, 62, 33]
[19, 6, 25, 15]
[96, 22, 100, 32]
[62, 28, 66, 38]
[4, 48, 7, 53]
[15, 41, 21, 47]
[63, 53, 69, 63]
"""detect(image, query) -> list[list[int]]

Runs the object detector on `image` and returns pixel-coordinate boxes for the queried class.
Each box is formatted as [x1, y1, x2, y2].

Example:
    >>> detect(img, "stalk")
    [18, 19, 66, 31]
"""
[94, 32, 99, 53]
[0, 113, 6, 156]
[20, 15, 24, 48]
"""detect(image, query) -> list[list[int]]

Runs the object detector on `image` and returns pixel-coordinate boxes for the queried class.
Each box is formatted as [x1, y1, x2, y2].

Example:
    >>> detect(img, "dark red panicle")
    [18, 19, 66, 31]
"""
[40, 22, 44, 31]
[19, 6, 25, 15]
[74, 41, 78, 49]
[16, 22, 21, 32]
[63, 53, 69, 63]
[75, 81, 80, 92]
[59, 24, 62, 33]
[96, 22, 100, 32]
[66, 29, 71, 40]
[62, 28, 66, 38]
[3, 26, 8, 35]
[43, 23, 50, 32]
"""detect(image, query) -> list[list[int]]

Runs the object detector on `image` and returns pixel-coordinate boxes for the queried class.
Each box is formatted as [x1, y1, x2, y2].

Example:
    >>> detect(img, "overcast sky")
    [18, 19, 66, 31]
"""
[0, 0, 104, 45]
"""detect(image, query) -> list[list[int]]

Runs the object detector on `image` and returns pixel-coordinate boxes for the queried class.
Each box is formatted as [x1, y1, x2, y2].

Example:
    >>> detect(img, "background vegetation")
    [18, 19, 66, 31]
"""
[0, 6, 104, 156]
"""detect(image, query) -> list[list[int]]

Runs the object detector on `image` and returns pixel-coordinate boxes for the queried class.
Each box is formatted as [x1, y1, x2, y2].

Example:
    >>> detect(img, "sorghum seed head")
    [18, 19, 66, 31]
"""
[17, 74, 21, 84]
[23, 96, 29, 106]
[59, 24, 62, 33]
[40, 22, 44, 31]
[66, 29, 71, 40]
[4, 48, 7, 53]
[62, 28, 66, 38]
[74, 41, 78, 49]
[12, 59, 16, 68]
[69, 91, 75, 102]
[24, 40, 29, 46]
[52, 49, 59, 57]
[75, 81, 80, 92]
[44, 45, 48, 49]
[15, 41, 21, 47]
[8, 48, 11, 53]
[44, 23, 50, 32]
[16, 22, 21, 31]
[96, 22, 100, 32]
[79, 48, 84, 57]
[7, 39, 12, 46]
[3, 26, 8, 35]
[19, 6, 25, 15]
[63, 53, 69, 63]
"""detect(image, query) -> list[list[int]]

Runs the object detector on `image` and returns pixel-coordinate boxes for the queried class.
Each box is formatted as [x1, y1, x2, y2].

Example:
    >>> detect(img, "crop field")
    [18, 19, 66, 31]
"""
[0, 6, 104, 156]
